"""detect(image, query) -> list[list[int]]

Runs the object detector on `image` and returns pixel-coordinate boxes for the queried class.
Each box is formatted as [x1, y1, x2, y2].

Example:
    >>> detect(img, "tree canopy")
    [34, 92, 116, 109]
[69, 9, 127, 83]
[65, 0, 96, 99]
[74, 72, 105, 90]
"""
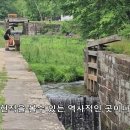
[61, 0, 130, 38]
[0, 0, 130, 38]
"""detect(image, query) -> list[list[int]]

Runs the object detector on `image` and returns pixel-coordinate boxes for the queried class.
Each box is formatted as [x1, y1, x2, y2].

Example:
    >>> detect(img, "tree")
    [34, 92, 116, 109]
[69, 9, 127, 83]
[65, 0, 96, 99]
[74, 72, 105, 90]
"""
[61, 0, 130, 38]
[12, 0, 27, 17]
[0, 0, 17, 19]
[25, 0, 62, 20]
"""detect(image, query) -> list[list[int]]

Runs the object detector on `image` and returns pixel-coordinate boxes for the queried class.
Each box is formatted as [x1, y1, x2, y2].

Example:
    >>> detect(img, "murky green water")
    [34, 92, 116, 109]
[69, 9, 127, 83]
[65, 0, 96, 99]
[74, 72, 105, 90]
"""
[41, 81, 86, 96]
[64, 85, 87, 95]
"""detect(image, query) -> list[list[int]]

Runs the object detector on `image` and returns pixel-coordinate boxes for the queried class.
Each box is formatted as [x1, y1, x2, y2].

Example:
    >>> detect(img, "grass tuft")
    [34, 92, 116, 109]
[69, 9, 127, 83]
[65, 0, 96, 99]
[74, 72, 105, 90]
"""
[107, 39, 130, 55]
[0, 27, 5, 48]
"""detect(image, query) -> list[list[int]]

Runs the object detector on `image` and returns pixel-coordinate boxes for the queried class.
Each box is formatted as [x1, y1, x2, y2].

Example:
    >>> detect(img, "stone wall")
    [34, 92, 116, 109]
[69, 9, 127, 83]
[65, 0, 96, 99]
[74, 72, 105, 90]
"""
[98, 51, 130, 130]
[0, 21, 5, 28]
[28, 22, 60, 35]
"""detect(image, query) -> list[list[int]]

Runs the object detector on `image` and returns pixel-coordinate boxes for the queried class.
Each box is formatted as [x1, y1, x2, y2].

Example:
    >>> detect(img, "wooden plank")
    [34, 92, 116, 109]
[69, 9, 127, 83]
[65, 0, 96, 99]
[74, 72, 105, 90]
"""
[88, 51, 97, 56]
[88, 74, 97, 81]
[88, 62, 97, 69]
[88, 34, 121, 48]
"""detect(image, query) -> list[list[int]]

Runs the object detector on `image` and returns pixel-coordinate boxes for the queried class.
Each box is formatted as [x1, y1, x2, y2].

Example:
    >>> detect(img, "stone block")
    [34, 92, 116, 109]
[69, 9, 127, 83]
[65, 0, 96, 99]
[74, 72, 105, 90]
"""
[97, 76, 102, 84]
[108, 55, 112, 62]
[121, 79, 125, 87]
[126, 90, 130, 105]
[124, 67, 129, 75]
[99, 92, 107, 104]
[112, 88, 119, 100]
[119, 89, 128, 105]
[115, 57, 121, 64]
[99, 86, 108, 95]
[113, 77, 119, 87]
[125, 82, 130, 89]
[113, 85, 119, 96]
[104, 66, 109, 73]
[97, 61, 101, 69]
[107, 112, 119, 124]
[111, 123, 118, 130]
[107, 90, 116, 105]
[112, 64, 118, 72]
[112, 57, 116, 64]
[101, 113, 112, 130]
[105, 54, 109, 59]
[104, 58, 109, 66]
[123, 74, 130, 81]
[102, 71, 107, 78]
[101, 77, 106, 86]
[107, 80, 113, 90]
[110, 68, 114, 76]
[119, 123, 130, 130]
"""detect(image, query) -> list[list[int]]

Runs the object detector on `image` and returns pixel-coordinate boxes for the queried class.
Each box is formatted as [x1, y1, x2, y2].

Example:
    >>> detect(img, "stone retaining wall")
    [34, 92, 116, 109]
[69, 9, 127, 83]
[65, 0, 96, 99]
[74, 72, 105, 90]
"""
[98, 51, 130, 130]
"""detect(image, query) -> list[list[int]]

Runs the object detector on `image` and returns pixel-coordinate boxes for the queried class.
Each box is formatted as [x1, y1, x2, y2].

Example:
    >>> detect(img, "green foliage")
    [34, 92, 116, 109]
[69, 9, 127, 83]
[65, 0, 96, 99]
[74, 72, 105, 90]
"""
[61, 0, 130, 38]
[0, 27, 4, 36]
[0, 27, 5, 48]
[25, 0, 62, 20]
[119, 24, 130, 37]
[0, 0, 62, 20]
[61, 21, 79, 34]
[21, 35, 85, 84]
[0, 0, 18, 19]
[61, 21, 71, 33]
[12, 0, 27, 17]
[30, 64, 80, 83]
[1, 0, 130, 38]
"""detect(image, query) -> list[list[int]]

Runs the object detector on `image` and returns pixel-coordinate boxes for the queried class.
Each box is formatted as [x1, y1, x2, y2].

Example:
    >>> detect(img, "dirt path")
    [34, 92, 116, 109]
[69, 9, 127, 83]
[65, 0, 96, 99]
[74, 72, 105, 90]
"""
[0, 49, 65, 130]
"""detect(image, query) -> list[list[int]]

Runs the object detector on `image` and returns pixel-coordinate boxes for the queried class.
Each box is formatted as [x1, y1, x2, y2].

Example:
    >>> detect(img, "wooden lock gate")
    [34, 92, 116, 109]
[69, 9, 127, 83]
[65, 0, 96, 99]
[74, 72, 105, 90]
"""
[84, 35, 121, 96]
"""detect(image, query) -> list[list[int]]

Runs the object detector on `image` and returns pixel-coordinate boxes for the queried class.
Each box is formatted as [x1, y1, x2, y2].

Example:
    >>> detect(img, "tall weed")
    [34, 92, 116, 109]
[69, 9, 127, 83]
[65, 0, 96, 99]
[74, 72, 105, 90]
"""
[21, 35, 85, 84]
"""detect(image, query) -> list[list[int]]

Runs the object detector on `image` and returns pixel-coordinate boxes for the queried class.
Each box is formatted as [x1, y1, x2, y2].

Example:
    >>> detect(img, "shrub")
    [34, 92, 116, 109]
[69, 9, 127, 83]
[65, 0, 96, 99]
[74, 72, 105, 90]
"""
[119, 24, 130, 38]
[61, 21, 79, 34]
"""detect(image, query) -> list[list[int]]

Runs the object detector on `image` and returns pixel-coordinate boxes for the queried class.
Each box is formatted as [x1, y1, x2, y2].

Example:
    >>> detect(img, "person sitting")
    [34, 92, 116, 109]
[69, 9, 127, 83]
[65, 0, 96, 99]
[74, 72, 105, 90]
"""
[4, 26, 14, 51]
[65, 32, 73, 37]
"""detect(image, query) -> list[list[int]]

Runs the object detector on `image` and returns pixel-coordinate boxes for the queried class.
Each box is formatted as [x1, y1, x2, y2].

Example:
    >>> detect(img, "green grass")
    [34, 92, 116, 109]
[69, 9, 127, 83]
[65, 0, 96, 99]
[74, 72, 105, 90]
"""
[107, 39, 130, 55]
[21, 35, 85, 84]
[0, 70, 7, 129]
[0, 27, 5, 48]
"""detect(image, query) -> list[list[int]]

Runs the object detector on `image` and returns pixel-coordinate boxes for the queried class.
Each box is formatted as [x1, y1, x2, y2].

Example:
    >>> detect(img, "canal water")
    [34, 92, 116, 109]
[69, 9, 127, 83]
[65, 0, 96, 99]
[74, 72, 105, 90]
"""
[41, 81, 100, 130]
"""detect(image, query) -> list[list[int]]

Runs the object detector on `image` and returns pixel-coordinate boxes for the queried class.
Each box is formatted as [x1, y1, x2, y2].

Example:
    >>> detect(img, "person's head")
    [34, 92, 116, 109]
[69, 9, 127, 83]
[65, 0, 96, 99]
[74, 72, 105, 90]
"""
[9, 26, 14, 30]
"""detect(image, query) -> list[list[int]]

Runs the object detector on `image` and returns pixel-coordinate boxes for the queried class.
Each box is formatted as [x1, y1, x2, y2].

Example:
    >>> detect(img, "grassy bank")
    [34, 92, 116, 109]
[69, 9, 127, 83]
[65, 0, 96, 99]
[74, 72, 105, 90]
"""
[21, 35, 85, 84]
[0, 27, 5, 48]
[0, 38, 4, 48]
[107, 39, 130, 55]
[0, 70, 6, 129]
